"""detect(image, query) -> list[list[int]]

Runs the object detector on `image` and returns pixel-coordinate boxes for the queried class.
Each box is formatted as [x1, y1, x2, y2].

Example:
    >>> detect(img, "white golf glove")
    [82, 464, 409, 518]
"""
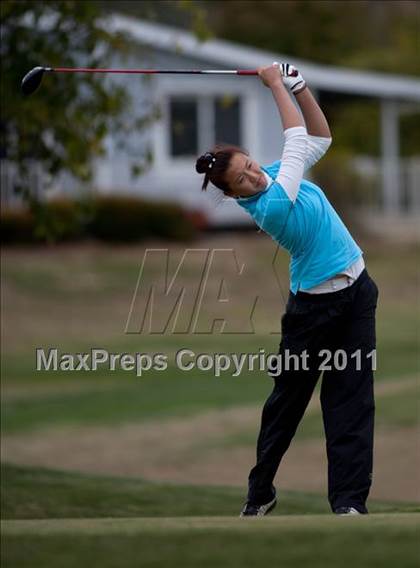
[274, 62, 306, 94]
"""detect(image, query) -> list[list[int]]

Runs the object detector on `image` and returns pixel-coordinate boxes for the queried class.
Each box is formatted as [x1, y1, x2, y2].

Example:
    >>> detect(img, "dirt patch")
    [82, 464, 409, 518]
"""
[3, 423, 418, 503]
[2, 377, 419, 503]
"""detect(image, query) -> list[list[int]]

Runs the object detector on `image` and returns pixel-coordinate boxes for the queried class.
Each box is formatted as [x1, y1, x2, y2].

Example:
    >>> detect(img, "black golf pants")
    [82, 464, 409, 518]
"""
[247, 268, 379, 513]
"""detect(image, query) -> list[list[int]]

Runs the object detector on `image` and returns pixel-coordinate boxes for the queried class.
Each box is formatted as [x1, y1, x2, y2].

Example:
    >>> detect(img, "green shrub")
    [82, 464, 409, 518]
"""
[1, 199, 89, 244]
[87, 196, 153, 242]
[1, 195, 200, 244]
[87, 195, 197, 242]
[146, 201, 197, 241]
[33, 198, 87, 243]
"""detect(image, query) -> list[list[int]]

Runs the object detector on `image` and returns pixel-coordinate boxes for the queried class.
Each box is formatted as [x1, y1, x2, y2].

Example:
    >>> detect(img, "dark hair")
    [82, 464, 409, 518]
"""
[195, 144, 249, 194]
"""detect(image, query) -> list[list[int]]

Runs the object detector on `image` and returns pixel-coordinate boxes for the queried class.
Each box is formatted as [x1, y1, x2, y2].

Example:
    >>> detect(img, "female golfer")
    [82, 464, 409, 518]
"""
[195, 63, 379, 517]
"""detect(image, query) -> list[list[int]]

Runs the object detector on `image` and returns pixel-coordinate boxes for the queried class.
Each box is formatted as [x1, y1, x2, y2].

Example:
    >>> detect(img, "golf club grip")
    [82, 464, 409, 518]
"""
[236, 70, 259, 75]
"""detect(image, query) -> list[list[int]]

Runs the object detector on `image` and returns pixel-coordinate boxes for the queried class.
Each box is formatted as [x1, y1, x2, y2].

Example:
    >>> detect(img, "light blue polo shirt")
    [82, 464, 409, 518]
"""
[236, 160, 363, 294]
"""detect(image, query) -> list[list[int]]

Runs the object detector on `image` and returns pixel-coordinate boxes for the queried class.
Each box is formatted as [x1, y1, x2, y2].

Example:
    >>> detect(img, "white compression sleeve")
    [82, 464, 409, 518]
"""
[275, 126, 308, 203]
[304, 135, 332, 170]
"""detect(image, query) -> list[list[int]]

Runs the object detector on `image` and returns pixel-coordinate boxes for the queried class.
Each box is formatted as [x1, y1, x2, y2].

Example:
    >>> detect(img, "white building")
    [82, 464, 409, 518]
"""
[4, 14, 420, 229]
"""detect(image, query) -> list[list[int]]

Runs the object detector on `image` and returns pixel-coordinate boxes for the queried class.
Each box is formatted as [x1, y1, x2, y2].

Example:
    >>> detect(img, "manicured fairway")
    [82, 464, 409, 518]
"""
[3, 464, 418, 520]
[2, 514, 420, 568]
[2, 465, 419, 568]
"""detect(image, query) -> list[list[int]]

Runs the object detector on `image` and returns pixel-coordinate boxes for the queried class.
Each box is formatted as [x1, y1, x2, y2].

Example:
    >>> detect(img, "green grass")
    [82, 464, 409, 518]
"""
[1, 370, 273, 433]
[3, 316, 419, 384]
[1, 333, 283, 383]
[376, 306, 420, 379]
[1, 241, 419, 448]
[207, 381, 419, 448]
[3, 464, 418, 521]
[0, 463, 324, 519]
[295, 384, 420, 438]
[375, 387, 420, 429]
[3, 372, 416, 437]
[2, 370, 418, 437]
[2, 465, 419, 568]
[2, 514, 420, 568]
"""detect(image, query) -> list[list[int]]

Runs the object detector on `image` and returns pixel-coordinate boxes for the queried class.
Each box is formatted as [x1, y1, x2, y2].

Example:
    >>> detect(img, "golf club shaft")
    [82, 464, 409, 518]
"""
[21, 65, 261, 95]
[48, 67, 258, 75]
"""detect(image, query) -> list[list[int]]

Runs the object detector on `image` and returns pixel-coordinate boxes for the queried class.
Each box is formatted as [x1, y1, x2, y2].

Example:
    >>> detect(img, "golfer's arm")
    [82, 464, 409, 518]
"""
[270, 81, 307, 203]
[294, 87, 331, 138]
[270, 80, 305, 130]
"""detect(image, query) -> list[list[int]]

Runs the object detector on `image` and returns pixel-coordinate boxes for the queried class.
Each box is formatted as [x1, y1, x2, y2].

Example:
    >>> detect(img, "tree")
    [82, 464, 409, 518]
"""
[200, 0, 419, 77]
[0, 0, 151, 200]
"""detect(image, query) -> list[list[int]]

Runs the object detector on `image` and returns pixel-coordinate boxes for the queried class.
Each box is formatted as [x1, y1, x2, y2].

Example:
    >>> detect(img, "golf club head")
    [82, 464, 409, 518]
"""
[21, 66, 46, 95]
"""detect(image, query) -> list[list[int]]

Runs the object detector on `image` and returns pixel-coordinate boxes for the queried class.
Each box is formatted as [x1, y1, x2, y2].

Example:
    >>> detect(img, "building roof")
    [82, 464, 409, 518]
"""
[107, 14, 420, 102]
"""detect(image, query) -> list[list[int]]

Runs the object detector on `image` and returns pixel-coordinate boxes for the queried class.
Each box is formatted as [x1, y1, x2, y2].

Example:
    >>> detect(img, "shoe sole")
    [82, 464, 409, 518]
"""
[258, 498, 277, 516]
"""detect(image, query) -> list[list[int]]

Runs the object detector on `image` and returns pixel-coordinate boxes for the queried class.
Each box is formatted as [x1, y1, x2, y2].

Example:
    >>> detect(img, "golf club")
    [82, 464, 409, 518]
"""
[21, 66, 272, 95]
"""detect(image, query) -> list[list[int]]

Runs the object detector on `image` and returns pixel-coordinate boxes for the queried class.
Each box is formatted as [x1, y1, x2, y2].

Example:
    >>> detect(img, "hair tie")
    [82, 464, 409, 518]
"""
[196, 152, 217, 175]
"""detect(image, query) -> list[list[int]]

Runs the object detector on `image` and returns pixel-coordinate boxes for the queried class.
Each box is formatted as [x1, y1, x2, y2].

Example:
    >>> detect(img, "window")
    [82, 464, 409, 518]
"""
[214, 96, 241, 146]
[167, 95, 242, 158]
[169, 98, 198, 156]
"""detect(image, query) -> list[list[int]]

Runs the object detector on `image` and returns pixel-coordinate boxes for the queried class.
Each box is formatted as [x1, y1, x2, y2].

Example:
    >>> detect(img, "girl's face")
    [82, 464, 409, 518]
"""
[224, 153, 267, 198]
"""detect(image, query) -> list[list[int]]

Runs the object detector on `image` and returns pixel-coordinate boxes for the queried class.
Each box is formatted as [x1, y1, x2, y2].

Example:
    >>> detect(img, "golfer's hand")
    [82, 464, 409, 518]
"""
[279, 63, 306, 94]
[258, 63, 283, 88]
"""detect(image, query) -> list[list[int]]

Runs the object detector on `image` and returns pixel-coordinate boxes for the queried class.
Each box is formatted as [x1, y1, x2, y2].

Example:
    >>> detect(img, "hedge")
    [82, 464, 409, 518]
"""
[1, 195, 204, 244]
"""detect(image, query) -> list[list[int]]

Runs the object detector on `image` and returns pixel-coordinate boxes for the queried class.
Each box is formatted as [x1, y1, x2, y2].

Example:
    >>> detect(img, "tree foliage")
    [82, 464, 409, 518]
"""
[205, 0, 419, 77]
[0, 0, 146, 194]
